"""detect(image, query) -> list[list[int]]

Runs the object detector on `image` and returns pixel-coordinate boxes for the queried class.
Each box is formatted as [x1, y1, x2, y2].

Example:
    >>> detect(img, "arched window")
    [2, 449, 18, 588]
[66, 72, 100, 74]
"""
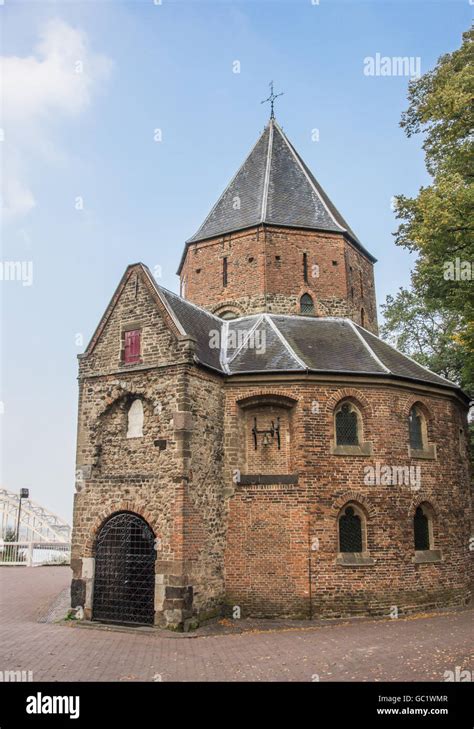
[360, 307, 365, 327]
[408, 405, 424, 450]
[414, 504, 432, 551]
[219, 310, 238, 320]
[335, 402, 360, 446]
[300, 293, 314, 315]
[339, 504, 363, 553]
[127, 399, 144, 438]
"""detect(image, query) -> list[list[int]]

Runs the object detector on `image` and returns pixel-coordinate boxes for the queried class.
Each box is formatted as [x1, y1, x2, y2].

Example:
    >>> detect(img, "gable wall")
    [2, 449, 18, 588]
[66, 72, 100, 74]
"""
[71, 267, 228, 628]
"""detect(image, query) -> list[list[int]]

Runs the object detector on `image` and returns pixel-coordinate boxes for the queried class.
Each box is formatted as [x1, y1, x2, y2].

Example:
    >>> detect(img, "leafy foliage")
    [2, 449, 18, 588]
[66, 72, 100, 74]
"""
[381, 288, 469, 388]
[388, 27, 474, 395]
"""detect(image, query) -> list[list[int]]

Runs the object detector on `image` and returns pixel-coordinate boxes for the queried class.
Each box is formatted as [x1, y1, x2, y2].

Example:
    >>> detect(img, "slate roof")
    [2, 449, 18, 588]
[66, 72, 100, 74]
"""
[183, 118, 376, 265]
[153, 277, 464, 397]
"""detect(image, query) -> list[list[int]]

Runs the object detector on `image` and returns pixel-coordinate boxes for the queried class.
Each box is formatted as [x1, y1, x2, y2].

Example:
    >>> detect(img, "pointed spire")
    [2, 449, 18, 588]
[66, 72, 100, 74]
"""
[184, 119, 375, 264]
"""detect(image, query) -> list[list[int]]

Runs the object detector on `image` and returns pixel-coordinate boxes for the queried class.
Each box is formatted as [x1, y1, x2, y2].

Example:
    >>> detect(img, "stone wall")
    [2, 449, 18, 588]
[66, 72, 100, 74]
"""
[71, 266, 227, 628]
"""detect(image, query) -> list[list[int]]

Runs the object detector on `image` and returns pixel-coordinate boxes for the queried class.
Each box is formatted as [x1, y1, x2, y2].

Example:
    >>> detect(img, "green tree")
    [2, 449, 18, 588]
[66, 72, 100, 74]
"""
[380, 287, 469, 388]
[392, 27, 474, 391]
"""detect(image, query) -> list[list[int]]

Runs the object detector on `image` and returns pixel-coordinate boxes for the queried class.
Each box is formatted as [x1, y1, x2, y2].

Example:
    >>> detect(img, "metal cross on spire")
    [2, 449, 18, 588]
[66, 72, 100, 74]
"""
[261, 81, 284, 120]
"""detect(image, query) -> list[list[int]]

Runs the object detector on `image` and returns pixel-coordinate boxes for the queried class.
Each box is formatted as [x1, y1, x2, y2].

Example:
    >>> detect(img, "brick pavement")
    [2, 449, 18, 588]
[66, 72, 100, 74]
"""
[0, 567, 472, 682]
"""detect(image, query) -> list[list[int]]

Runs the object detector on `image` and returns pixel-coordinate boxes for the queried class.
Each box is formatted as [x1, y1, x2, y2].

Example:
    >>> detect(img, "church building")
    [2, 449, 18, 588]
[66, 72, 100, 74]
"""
[71, 114, 472, 629]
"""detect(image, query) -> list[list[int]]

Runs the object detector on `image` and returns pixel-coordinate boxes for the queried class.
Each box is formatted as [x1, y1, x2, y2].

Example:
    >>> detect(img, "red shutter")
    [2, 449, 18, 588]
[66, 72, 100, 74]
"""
[124, 329, 141, 363]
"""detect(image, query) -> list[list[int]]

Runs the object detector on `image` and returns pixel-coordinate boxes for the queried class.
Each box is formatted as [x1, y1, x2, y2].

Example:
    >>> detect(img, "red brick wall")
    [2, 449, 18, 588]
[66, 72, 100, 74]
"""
[223, 381, 471, 618]
[180, 225, 378, 332]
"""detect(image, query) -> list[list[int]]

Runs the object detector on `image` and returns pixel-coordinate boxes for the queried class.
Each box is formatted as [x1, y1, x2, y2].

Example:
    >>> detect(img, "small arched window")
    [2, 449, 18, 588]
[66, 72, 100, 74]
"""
[300, 293, 314, 315]
[339, 505, 363, 553]
[335, 402, 360, 446]
[219, 310, 238, 320]
[414, 505, 432, 551]
[360, 308, 365, 327]
[127, 398, 144, 438]
[408, 405, 424, 450]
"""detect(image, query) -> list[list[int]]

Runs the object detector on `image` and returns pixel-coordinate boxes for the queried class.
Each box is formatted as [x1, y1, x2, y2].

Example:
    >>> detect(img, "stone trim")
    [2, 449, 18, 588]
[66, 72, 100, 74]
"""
[413, 549, 443, 564]
[409, 444, 437, 460]
[239, 473, 298, 485]
[330, 441, 373, 456]
[225, 373, 468, 406]
[336, 553, 376, 567]
[236, 483, 299, 493]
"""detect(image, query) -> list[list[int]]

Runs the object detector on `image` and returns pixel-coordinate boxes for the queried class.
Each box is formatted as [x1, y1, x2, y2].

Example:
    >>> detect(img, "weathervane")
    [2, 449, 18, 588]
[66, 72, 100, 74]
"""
[261, 81, 284, 119]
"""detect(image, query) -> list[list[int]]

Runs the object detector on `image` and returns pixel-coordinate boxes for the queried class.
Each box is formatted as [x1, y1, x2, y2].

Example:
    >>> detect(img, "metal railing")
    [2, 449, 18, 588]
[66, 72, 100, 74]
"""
[0, 541, 70, 566]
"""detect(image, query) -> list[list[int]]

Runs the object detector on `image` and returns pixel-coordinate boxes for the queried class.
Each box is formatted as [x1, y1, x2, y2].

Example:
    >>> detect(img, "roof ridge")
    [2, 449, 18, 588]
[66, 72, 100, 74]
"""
[185, 124, 271, 244]
[265, 314, 307, 369]
[261, 119, 273, 221]
[272, 119, 345, 233]
[219, 319, 230, 374]
[355, 324, 460, 387]
[158, 284, 223, 322]
[347, 319, 390, 374]
[141, 266, 187, 336]
[225, 315, 265, 366]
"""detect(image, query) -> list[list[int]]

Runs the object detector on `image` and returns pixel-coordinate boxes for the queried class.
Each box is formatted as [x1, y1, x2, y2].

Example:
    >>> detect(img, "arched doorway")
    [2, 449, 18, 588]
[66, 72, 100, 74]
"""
[92, 512, 156, 625]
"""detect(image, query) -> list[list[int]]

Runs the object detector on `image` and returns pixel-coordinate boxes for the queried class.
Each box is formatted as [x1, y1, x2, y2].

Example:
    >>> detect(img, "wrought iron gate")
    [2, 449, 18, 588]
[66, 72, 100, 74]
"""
[92, 512, 156, 625]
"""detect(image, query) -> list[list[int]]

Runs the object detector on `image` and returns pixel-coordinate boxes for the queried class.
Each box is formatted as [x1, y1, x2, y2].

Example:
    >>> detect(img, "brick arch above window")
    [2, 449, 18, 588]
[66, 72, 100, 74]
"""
[237, 393, 297, 410]
[402, 396, 434, 420]
[325, 388, 373, 417]
[93, 385, 155, 422]
[408, 495, 440, 518]
[94, 393, 153, 429]
[229, 389, 299, 408]
[332, 492, 377, 520]
[84, 502, 158, 557]
[211, 301, 243, 319]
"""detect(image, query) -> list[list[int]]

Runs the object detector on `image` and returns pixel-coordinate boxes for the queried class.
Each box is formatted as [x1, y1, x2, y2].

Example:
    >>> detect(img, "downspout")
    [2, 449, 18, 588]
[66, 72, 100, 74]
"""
[306, 450, 313, 620]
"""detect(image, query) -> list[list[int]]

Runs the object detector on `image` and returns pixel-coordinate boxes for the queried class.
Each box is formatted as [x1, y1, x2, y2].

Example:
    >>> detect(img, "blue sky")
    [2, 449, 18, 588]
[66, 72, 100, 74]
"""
[1, 0, 471, 523]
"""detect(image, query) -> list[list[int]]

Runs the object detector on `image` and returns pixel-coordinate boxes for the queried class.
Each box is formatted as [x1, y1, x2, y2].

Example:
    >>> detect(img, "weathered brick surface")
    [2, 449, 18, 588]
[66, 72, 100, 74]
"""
[72, 269, 226, 628]
[72, 264, 471, 628]
[223, 381, 471, 618]
[180, 225, 378, 333]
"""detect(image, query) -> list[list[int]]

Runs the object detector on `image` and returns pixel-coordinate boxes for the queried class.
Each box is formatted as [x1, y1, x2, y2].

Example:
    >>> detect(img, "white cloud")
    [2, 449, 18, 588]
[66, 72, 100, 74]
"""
[3, 178, 37, 220]
[1, 19, 113, 222]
